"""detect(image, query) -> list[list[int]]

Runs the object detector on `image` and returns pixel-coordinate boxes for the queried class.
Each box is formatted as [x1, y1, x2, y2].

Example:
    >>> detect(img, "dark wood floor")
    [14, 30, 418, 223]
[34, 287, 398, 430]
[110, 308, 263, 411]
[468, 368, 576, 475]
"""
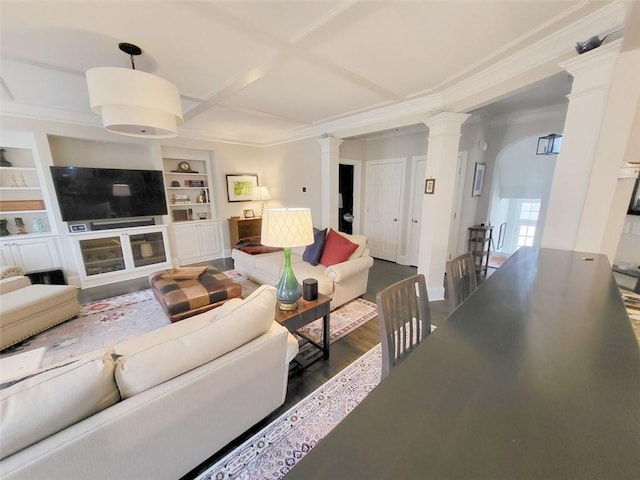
[78, 257, 454, 479]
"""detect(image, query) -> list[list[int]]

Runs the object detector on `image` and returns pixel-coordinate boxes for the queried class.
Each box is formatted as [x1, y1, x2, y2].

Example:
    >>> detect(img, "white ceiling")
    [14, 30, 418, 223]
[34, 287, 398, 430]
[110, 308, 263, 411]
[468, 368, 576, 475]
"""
[0, 1, 626, 146]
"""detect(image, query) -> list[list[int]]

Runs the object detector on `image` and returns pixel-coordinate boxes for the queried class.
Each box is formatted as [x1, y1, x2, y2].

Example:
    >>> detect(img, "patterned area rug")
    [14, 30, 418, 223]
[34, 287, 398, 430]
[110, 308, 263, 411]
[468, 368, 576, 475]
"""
[0, 271, 377, 367]
[196, 344, 382, 480]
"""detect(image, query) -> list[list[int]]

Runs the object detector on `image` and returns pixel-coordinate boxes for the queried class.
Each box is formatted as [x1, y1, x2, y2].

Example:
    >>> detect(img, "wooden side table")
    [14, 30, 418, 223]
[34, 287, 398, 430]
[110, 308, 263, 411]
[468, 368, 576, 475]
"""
[275, 293, 331, 368]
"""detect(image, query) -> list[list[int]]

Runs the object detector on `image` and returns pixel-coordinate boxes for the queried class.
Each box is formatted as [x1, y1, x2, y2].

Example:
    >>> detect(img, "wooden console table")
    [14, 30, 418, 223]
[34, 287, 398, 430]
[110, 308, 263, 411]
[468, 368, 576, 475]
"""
[228, 216, 261, 246]
[286, 248, 640, 479]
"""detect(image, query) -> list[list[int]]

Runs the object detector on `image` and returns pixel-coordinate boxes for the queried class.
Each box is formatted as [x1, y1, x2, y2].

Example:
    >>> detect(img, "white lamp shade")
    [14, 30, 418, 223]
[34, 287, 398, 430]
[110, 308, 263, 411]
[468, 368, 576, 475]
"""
[252, 186, 272, 201]
[261, 208, 314, 248]
[86, 67, 183, 138]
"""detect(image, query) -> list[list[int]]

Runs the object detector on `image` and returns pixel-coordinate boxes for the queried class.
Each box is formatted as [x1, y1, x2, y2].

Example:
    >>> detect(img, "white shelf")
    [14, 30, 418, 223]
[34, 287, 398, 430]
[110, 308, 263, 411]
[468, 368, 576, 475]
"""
[0, 167, 37, 172]
[169, 203, 211, 207]
[0, 209, 47, 215]
[165, 172, 205, 176]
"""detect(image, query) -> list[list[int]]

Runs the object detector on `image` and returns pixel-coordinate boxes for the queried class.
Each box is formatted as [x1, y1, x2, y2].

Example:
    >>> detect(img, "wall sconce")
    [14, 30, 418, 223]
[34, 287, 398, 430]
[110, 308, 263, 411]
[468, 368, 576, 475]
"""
[536, 133, 563, 155]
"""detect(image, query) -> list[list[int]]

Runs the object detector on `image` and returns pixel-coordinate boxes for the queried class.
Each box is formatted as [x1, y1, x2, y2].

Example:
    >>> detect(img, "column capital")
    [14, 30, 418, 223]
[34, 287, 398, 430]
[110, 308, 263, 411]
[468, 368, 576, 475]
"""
[317, 135, 344, 151]
[422, 112, 471, 136]
[560, 39, 621, 95]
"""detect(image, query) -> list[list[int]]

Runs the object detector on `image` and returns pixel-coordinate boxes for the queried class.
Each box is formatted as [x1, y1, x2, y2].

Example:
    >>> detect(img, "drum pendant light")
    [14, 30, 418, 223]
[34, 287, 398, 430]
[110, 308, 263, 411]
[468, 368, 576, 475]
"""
[86, 43, 183, 138]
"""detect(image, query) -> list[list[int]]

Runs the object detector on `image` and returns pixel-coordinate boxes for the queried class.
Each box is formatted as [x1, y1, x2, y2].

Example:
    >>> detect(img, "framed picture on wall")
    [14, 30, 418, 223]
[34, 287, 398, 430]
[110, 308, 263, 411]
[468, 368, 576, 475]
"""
[472, 163, 486, 197]
[425, 178, 436, 195]
[226, 174, 258, 202]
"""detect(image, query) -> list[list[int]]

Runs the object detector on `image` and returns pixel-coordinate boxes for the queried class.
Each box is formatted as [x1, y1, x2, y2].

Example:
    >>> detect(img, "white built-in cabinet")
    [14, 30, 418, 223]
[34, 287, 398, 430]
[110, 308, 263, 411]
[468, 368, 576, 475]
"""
[0, 140, 61, 273]
[71, 226, 172, 288]
[0, 236, 60, 272]
[171, 220, 223, 265]
[161, 147, 223, 265]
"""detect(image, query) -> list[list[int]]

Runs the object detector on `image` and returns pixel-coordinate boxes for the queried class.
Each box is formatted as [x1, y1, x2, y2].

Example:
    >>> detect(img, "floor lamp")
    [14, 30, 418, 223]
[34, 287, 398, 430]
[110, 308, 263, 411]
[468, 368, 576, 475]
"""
[261, 208, 314, 310]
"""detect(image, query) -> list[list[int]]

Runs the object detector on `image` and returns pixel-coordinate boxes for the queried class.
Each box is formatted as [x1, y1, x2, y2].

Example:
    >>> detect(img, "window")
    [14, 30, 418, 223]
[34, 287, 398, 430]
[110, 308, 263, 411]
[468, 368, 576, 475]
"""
[516, 200, 540, 248]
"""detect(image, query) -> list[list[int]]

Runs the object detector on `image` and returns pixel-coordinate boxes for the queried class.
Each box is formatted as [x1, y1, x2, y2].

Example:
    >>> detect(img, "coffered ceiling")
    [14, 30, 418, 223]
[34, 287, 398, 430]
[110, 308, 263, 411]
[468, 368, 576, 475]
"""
[0, 1, 628, 146]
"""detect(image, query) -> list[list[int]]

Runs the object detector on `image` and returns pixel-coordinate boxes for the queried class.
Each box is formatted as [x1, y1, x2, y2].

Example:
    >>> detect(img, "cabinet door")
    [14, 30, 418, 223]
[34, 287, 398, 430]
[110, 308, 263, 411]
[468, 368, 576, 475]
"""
[8, 238, 60, 272]
[0, 244, 15, 266]
[78, 236, 125, 276]
[129, 231, 168, 268]
[198, 222, 222, 257]
[173, 224, 200, 259]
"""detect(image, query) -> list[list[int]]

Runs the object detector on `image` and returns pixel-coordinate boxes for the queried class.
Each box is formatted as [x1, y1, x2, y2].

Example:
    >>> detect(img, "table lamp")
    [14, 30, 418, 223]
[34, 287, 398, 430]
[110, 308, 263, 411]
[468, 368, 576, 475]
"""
[261, 208, 314, 310]
[251, 186, 272, 216]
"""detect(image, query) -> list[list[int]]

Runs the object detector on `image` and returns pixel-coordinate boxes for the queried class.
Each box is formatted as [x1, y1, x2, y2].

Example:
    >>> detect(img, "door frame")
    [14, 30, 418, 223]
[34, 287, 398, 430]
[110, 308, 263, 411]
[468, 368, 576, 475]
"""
[447, 151, 468, 260]
[338, 158, 363, 235]
[402, 155, 427, 266]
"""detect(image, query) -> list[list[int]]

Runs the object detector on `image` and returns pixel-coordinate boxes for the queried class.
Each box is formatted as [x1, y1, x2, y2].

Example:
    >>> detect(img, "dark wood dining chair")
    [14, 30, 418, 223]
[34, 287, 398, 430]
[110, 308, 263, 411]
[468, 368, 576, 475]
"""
[375, 274, 431, 379]
[446, 252, 478, 308]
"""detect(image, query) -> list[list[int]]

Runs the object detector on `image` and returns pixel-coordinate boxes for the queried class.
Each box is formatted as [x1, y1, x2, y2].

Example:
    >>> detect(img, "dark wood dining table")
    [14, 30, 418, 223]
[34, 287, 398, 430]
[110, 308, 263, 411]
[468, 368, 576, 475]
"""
[285, 247, 640, 479]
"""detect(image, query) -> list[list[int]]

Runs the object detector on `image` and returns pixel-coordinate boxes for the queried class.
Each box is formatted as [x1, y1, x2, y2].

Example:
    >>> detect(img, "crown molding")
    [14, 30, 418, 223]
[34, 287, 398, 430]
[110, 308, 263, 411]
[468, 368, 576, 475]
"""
[440, 2, 626, 111]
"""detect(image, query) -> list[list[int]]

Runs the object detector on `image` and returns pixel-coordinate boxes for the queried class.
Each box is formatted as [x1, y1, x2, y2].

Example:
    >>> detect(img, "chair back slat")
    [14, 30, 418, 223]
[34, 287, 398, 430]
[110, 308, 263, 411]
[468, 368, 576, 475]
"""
[376, 274, 431, 379]
[446, 252, 478, 308]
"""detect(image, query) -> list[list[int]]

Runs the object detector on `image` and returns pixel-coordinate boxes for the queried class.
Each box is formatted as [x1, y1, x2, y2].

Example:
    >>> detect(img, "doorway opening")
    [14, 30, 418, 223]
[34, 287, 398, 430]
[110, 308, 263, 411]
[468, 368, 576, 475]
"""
[339, 164, 354, 234]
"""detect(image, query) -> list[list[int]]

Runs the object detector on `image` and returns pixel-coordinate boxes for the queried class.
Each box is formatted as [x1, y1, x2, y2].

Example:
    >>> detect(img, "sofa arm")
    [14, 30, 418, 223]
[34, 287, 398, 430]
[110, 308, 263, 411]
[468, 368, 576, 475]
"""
[325, 256, 374, 283]
[0, 265, 24, 279]
[0, 275, 31, 295]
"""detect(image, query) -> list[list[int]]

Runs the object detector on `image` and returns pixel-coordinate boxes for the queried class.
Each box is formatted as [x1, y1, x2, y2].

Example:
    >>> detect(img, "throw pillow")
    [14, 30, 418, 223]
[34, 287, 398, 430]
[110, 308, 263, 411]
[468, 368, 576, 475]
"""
[320, 228, 359, 267]
[303, 227, 327, 266]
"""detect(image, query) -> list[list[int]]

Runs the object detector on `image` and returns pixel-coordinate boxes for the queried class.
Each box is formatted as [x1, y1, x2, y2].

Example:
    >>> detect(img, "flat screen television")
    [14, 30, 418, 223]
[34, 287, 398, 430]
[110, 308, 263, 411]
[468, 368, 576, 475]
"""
[50, 166, 167, 221]
[628, 175, 640, 216]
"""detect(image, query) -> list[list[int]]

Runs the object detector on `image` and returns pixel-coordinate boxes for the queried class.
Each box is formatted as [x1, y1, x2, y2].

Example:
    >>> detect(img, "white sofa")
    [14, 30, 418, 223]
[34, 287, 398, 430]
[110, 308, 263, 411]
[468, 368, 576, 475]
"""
[0, 285, 298, 480]
[231, 230, 374, 310]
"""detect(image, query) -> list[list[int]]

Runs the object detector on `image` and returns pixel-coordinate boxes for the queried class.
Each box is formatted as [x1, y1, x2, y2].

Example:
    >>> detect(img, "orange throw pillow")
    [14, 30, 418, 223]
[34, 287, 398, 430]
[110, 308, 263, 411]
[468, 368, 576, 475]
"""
[320, 229, 359, 267]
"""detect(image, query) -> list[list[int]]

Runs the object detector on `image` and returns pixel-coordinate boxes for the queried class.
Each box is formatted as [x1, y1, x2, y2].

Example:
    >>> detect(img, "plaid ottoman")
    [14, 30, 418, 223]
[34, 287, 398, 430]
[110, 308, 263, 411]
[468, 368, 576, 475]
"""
[149, 267, 242, 322]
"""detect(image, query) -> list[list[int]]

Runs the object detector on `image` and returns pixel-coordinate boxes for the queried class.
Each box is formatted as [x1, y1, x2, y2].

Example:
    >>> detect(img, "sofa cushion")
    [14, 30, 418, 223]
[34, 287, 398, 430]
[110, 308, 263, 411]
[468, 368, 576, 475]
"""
[303, 227, 327, 266]
[0, 349, 119, 459]
[113, 285, 277, 398]
[320, 228, 359, 266]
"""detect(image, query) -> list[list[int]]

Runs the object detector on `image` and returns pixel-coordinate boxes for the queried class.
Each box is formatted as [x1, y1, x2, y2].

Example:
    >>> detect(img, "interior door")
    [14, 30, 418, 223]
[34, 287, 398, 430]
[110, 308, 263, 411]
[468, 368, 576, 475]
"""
[408, 156, 426, 266]
[365, 159, 405, 262]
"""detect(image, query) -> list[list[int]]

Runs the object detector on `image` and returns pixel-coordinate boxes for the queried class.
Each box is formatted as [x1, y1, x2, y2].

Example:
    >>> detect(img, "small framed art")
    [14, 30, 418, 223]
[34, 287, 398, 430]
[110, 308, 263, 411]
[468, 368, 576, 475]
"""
[226, 174, 258, 202]
[472, 163, 486, 197]
[243, 209, 255, 218]
[425, 178, 436, 195]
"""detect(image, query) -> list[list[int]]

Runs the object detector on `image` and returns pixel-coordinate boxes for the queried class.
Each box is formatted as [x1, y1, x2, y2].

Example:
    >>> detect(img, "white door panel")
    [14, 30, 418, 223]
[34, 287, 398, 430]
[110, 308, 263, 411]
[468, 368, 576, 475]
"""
[365, 159, 405, 262]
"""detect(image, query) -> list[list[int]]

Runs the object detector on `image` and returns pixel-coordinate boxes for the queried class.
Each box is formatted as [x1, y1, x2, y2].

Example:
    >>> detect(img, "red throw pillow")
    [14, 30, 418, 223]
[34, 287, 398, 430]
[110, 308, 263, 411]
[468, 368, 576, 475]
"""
[320, 229, 359, 267]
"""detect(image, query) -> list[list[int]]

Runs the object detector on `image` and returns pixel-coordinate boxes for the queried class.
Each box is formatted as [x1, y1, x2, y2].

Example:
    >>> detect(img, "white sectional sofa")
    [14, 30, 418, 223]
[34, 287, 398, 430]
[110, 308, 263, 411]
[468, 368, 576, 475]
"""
[232, 229, 374, 310]
[0, 285, 298, 480]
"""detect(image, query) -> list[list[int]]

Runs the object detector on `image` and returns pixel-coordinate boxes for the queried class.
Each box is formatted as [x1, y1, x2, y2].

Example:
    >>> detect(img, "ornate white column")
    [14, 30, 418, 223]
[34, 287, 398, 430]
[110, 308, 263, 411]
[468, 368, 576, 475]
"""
[419, 112, 470, 300]
[541, 40, 623, 254]
[318, 136, 343, 230]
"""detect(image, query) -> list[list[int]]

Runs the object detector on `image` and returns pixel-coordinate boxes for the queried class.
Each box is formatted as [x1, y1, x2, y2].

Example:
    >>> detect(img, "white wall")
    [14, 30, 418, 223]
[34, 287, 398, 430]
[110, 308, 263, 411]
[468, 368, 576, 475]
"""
[262, 138, 324, 227]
